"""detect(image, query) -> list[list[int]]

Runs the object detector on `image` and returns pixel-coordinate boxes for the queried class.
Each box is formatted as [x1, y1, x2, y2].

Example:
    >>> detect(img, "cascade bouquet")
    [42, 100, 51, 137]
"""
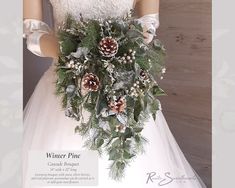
[56, 12, 166, 180]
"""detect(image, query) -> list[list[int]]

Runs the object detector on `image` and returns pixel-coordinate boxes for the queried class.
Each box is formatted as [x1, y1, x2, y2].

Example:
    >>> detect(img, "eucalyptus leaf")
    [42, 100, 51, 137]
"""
[71, 47, 89, 58]
[134, 98, 143, 122]
[96, 138, 104, 148]
[66, 85, 76, 96]
[109, 149, 122, 160]
[112, 138, 121, 147]
[123, 151, 135, 159]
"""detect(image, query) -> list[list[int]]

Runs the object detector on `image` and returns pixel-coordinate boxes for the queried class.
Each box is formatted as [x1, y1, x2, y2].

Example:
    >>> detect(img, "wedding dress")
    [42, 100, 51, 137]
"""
[23, 0, 207, 187]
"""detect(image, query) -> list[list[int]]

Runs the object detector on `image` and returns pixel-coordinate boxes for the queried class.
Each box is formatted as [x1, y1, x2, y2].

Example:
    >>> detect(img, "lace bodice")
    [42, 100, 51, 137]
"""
[49, 0, 135, 30]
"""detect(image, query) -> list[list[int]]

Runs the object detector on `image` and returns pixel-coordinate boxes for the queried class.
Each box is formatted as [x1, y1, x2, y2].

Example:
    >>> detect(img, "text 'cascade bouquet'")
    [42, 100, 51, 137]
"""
[56, 12, 166, 180]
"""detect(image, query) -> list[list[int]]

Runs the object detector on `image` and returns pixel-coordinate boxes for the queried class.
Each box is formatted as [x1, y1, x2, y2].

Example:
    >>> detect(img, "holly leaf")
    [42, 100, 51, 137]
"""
[134, 98, 143, 122]
[151, 85, 166, 96]
[133, 127, 143, 133]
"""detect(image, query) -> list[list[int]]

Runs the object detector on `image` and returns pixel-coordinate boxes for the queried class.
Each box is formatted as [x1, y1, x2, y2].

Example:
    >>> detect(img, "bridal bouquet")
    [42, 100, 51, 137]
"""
[56, 12, 166, 180]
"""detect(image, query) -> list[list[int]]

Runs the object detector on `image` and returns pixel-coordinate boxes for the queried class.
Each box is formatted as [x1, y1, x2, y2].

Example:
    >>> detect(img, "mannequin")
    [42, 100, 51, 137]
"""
[23, 1, 208, 187]
[23, 0, 160, 59]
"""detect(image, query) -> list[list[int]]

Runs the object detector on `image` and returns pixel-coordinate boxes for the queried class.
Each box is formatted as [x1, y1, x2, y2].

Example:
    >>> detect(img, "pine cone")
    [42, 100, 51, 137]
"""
[99, 37, 118, 57]
[82, 73, 100, 92]
[108, 97, 126, 113]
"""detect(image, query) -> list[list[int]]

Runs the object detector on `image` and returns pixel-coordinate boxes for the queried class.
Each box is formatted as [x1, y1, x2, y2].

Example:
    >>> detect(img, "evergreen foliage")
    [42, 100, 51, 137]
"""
[56, 12, 166, 180]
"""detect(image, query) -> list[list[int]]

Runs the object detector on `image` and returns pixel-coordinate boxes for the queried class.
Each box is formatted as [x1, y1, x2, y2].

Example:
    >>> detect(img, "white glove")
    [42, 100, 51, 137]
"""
[137, 13, 160, 44]
[23, 19, 52, 57]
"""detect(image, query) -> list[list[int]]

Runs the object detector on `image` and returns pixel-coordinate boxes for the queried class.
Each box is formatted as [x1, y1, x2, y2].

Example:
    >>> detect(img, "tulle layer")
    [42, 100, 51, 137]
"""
[23, 63, 206, 188]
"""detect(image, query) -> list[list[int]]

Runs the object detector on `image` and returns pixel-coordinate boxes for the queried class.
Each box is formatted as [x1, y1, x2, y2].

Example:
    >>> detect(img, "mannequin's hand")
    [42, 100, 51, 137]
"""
[134, 0, 160, 44]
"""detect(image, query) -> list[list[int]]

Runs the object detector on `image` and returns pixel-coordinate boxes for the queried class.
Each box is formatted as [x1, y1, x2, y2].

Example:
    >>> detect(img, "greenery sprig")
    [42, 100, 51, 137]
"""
[56, 11, 166, 180]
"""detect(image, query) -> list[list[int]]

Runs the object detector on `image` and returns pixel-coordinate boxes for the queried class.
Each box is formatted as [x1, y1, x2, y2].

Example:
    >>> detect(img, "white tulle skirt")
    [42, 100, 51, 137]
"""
[23, 62, 207, 188]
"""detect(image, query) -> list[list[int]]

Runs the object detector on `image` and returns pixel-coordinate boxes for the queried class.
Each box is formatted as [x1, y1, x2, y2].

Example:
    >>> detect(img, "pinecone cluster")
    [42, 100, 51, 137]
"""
[108, 97, 126, 113]
[99, 37, 118, 57]
[82, 73, 100, 92]
[118, 49, 136, 64]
